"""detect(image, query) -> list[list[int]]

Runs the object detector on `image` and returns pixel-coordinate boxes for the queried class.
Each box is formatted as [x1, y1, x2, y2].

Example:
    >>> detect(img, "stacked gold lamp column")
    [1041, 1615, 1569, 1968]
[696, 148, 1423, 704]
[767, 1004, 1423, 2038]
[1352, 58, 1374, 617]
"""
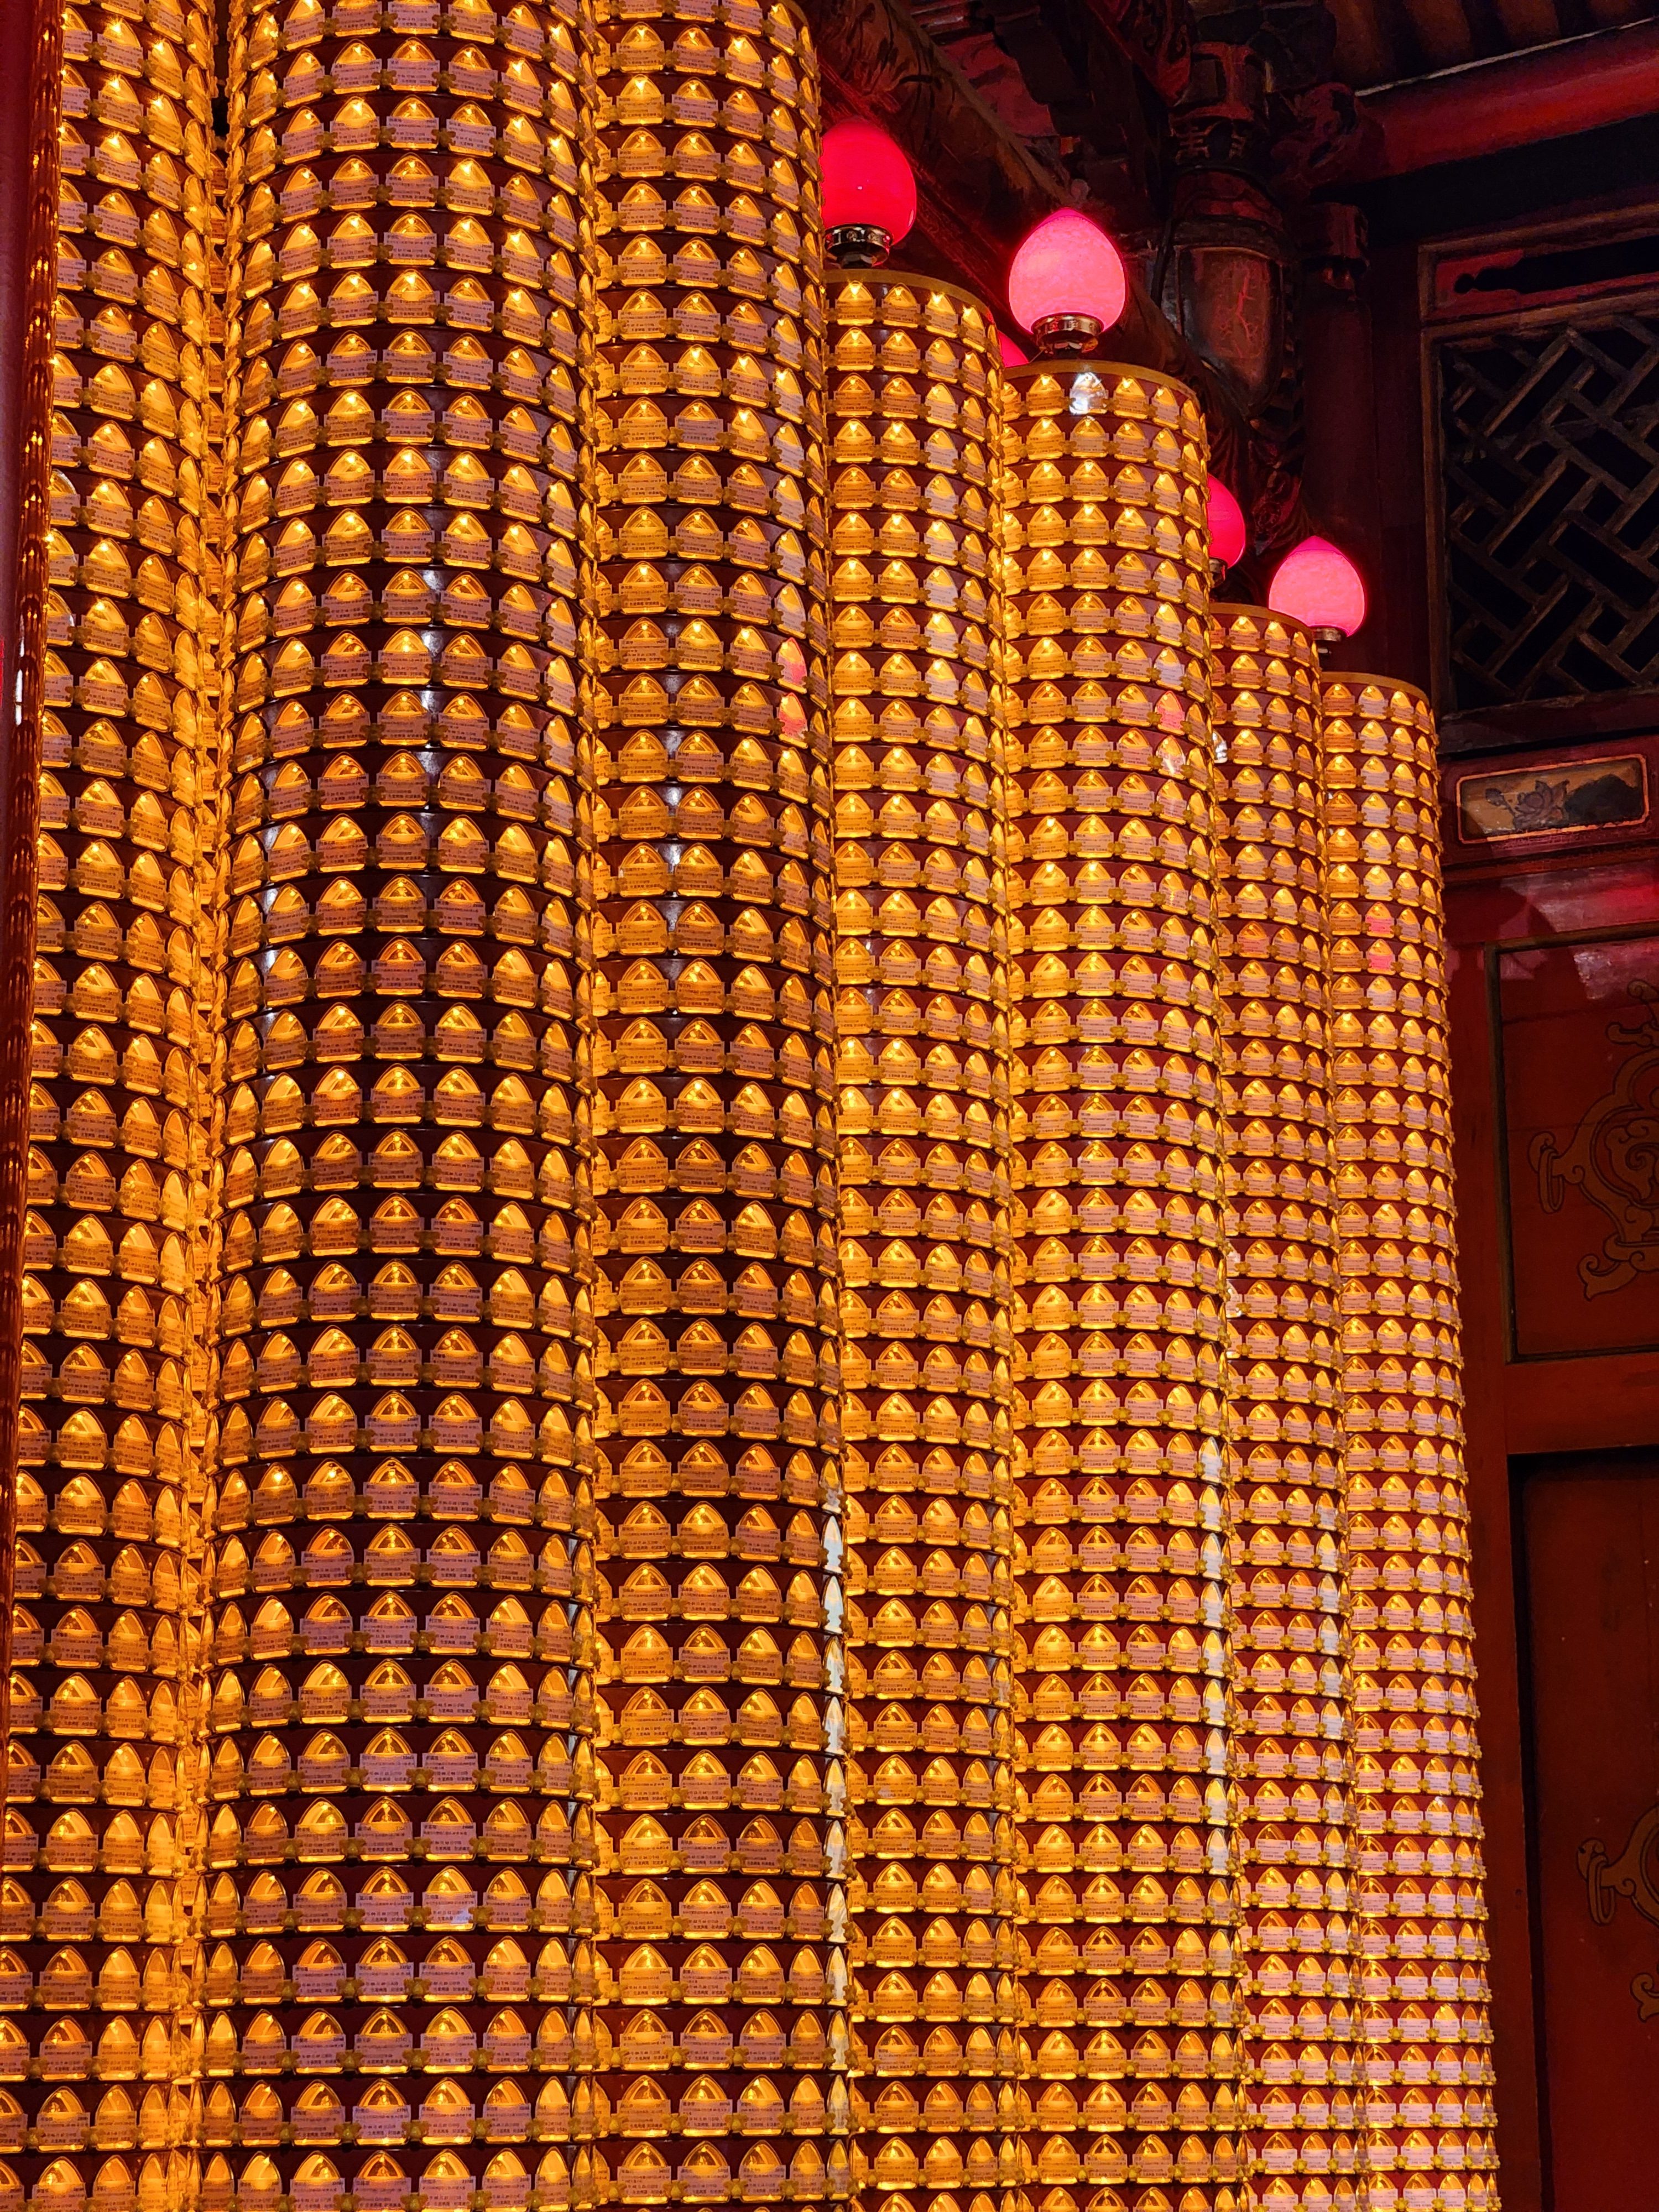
[581, 6, 846, 2211]
[207, 0, 596, 2209]
[13, 0, 222, 2204]
[10, 0, 223, 2204]
[1210, 609, 1359, 2204]
[1318, 676, 1495, 2212]
[6, 48, 1510, 2212]
[179, 142, 232, 2212]
[1000, 221, 1239, 2212]
[818, 124, 1019, 2212]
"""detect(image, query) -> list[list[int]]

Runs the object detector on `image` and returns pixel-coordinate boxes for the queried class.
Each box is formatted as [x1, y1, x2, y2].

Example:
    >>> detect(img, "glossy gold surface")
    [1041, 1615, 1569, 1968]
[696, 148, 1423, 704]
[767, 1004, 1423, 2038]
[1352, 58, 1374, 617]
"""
[826, 265, 1019, 2212]
[1319, 675, 1495, 2206]
[206, 0, 595, 2206]
[11, 6, 222, 2209]
[1212, 607, 1358, 2201]
[581, 7, 843, 2208]
[1002, 361, 1240, 2210]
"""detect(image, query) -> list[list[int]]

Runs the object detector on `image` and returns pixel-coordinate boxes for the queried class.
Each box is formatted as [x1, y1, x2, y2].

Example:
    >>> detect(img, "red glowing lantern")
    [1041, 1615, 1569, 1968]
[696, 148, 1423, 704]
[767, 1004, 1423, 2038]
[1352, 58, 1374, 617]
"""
[1268, 534, 1366, 636]
[1206, 479, 1247, 571]
[821, 119, 917, 253]
[998, 330, 1029, 369]
[1008, 208, 1127, 346]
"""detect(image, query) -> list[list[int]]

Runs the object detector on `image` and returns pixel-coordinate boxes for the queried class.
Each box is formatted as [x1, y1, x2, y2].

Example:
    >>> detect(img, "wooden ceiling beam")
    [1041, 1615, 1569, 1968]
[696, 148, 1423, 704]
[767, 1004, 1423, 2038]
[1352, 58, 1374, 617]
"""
[1073, 0, 1197, 106]
[1357, 15, 1659, 173]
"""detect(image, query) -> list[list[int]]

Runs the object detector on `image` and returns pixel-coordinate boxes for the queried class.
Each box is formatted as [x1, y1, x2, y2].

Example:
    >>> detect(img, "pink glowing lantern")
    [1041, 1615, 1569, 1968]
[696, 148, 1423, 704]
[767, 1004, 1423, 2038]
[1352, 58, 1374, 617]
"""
[1008, 208, 1127, 347]
[1206, 479, 1247, 571]
[1268, 534, 1366, 636]
[821, 119, 917, 254]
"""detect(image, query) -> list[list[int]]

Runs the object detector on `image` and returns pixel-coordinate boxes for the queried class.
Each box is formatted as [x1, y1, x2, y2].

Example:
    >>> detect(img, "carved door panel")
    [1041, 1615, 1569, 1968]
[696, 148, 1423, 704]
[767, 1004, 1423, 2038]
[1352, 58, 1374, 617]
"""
[1499, 932, 1659, 1358]
[1522, 1453, 1659, 2208]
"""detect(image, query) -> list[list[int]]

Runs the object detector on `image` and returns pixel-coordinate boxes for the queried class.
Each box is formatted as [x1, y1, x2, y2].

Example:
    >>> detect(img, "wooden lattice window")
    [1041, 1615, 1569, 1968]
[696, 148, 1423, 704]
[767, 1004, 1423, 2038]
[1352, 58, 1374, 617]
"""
[1438, 312, 1659, 709]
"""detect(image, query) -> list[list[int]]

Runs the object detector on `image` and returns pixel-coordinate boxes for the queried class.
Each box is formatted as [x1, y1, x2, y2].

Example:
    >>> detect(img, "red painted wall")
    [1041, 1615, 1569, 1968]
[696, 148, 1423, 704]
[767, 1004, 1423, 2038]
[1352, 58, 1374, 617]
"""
[1520, 1454, 1659, 2212]
[1441, 823, 1659, 2212]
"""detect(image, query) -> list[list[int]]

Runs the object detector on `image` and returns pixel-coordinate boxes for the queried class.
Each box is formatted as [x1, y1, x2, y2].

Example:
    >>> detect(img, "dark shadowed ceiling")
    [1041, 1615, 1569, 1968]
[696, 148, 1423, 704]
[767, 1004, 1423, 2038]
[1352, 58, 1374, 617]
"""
[1321, 0, 1654, 87]
[920, 0, 1659, 101]
[808, 0, 1659, 321]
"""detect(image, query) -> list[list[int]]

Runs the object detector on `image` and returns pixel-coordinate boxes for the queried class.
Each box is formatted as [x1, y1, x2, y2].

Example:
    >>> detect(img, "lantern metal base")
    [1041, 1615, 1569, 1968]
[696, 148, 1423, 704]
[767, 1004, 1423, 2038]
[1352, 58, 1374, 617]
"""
[830, 222, 891, 268]
[1032, 311, 1105, 357]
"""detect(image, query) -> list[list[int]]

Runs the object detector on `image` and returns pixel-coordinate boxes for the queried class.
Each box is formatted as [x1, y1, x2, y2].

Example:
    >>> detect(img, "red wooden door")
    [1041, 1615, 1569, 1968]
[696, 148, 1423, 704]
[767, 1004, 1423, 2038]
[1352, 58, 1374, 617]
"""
[1522, 1453, 1659, 2206]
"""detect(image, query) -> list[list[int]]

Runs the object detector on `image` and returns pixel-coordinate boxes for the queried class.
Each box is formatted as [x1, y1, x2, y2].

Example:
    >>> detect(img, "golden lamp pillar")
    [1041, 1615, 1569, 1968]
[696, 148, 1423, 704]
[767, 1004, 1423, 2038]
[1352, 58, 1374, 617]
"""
[822, 239, 1020, 2212]
[8, 0, 223, 2203]
[1001, 353, 1240, 2212]
[1318, 676, 1496, 2212]
[1209, 609, 1359, 2198]
[208, 0, 596, 2208]
[581, 6, 846, 2211]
